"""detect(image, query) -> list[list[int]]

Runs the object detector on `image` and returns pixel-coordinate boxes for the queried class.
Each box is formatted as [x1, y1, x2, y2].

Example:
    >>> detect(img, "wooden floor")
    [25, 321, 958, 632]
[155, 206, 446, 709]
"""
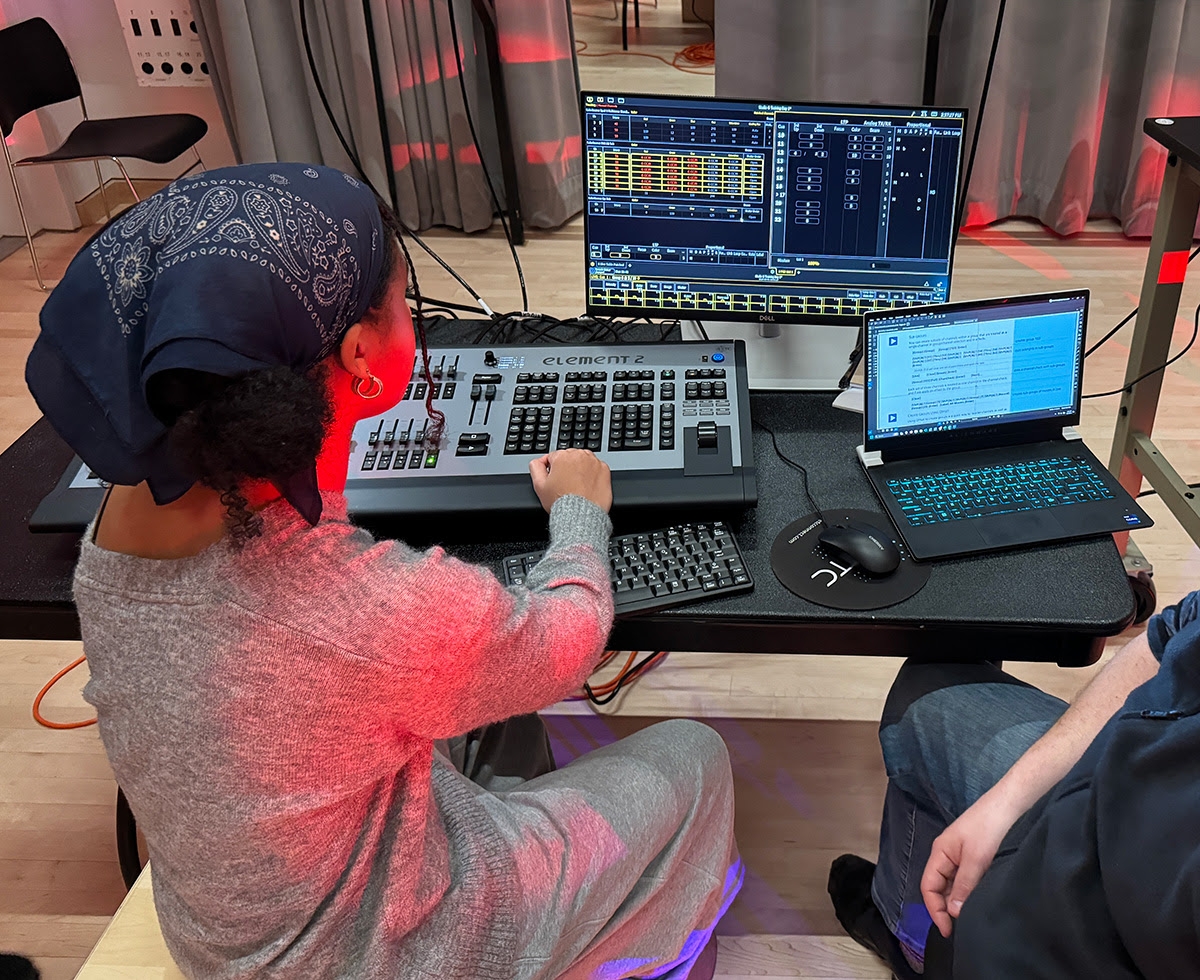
[2, 1, 1198, 977]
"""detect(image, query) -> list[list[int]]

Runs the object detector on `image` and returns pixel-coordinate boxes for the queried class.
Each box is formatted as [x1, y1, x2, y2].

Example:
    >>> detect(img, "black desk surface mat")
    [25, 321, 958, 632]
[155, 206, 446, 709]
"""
[0, 321, 1136, 657]
[450, 393, 1136, 646]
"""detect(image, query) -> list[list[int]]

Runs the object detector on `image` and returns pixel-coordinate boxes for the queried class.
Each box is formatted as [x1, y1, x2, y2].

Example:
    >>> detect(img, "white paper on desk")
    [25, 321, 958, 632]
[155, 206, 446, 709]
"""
[832, 384, 864, 414]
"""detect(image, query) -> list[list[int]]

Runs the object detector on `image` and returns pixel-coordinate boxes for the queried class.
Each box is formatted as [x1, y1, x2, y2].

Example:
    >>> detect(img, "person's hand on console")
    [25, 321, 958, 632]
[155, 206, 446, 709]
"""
[920, 787, 1024, 938]
[529, 449, 613, 513]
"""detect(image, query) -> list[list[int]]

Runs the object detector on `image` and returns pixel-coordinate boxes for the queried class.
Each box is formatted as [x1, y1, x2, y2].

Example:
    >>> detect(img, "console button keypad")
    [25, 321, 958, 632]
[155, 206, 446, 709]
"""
[352, 345, 742, 480]
[505, 406, 555, 454]
[557, 405, 605, 451]
[609, 403, 654, 451]
[563, 383, 607, 403]
[513, 384, 559, 404]
[612, 382, 655, 402]
[659, 403, 675, 450]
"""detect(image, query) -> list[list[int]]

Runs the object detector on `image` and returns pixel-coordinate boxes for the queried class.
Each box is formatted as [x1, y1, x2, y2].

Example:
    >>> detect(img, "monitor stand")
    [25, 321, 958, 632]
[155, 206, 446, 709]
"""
[685, 320, 861, 391]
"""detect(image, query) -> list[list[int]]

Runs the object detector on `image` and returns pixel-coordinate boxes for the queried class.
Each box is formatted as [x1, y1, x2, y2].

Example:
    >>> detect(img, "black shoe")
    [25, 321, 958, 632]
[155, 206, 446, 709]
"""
[827, 854, 921, 980]
[0, 955, 40, 980]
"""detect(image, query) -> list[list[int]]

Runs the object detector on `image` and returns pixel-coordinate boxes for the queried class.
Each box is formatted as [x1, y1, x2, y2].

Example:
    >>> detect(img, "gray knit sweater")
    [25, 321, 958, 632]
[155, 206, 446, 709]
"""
[74, 493, 613, 979]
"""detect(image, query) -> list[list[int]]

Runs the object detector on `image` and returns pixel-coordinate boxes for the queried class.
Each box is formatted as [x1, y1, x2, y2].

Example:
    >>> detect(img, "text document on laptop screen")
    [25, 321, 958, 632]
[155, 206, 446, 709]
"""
[866, 293, 1087, 441]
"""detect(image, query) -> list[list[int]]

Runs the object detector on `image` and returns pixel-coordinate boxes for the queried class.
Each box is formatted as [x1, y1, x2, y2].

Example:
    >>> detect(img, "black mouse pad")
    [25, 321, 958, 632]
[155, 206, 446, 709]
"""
[770, 508, 931, 610]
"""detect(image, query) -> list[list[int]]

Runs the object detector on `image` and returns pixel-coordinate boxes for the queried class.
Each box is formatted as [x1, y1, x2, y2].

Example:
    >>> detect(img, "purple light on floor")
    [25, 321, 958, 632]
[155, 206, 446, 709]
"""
[718, 864, 812, 936]
[595, 860, 745, 980]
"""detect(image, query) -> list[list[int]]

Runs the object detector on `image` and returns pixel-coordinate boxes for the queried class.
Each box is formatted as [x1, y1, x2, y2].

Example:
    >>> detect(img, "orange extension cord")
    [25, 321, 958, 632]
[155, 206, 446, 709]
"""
[572, 649, 669, 702]
[576, 39, 715, 76]
[32, 655, 96, 729]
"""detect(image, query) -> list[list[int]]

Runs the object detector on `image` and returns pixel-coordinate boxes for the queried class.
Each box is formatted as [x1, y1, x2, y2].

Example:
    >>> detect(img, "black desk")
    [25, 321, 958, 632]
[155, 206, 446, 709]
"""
[0, 400, 1135, 667]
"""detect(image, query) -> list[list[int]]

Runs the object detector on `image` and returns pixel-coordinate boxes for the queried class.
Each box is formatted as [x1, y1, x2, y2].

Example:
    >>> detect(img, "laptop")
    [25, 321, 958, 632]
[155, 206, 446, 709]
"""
[857, 289, 1152, 560]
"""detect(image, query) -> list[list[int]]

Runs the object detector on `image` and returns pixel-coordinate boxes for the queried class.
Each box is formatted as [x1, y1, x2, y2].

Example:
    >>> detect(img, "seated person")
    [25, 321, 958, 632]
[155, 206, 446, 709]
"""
[828, 591, 1200, 979]
[27, 163, 742, 980]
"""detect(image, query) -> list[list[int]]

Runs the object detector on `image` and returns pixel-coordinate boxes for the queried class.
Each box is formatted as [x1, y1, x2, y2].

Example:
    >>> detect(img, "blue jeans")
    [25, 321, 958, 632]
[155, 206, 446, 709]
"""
[871, 661, 1069, 973]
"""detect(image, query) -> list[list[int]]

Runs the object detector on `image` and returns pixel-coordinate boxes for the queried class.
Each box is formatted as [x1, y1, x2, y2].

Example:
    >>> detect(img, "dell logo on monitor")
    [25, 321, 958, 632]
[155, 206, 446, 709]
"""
[759, 315, 776, 322]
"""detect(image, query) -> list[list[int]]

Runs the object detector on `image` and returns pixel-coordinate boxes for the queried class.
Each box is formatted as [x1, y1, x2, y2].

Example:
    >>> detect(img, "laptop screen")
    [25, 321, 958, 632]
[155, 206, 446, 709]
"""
[865, 292, 1088, 442]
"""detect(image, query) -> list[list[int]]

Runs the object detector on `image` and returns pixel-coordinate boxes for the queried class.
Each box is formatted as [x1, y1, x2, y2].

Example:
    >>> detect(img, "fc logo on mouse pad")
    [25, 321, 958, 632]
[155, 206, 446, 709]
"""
[770, 509, 931, 610]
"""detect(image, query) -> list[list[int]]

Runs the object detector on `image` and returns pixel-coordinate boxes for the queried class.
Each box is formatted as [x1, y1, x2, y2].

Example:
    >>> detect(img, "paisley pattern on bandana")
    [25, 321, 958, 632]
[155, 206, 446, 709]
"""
[90, 174, 364, 357]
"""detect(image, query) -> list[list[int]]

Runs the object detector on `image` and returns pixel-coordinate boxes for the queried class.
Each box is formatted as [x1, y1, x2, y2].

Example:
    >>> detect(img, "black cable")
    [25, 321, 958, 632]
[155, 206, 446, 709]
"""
[1138, 481, 1200, 499]
[957, 0, 1007, 224]
[1082, 300, 1199, 399]
[394, 231, 448, 442]
[406, 235, 498, 317]
[584, 651, 663, 705]
[751, 418, 823, 519]
[469, 310, 663, 346]
[298, 0, 367, 181]
[692, 319, 711, 342]
[445, 0, 529, 313]
[1084, 244, 1200, 358]
[688, 0, 714, 31]
[297, 0, 497, 318]
[421, 294, 493, 316]
[1084, 305, 1141, 360]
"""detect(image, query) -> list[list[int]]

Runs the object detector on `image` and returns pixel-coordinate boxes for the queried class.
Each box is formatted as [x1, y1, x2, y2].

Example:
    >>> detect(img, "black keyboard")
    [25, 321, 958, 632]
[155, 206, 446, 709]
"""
[501, 522, 753, 615]
[886, 456, 1115, 526]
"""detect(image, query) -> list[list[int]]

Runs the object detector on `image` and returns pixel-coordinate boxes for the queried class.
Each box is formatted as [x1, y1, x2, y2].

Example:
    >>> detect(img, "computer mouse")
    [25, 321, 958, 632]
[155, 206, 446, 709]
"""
[817, 520, 902, 576]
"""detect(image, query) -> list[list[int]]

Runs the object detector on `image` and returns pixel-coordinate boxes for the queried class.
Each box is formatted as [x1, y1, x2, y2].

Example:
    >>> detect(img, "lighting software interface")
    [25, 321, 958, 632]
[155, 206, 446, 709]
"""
[866, 294, 1088, 441]
[583, 93, 967, 321]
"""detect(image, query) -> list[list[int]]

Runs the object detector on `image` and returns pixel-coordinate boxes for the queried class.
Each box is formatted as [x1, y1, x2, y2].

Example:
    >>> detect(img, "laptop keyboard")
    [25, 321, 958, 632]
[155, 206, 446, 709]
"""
[886, 456, 1115, 525]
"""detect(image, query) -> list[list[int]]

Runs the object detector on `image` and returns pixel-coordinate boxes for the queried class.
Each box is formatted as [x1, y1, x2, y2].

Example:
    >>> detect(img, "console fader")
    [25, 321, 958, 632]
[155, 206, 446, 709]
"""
[344, 341, 756, 522]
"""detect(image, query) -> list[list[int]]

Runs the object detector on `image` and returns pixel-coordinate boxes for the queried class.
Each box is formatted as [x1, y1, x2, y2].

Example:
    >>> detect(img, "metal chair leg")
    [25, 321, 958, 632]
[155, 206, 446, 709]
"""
[92, 159, 111, 221]
[622, 0, 639, 49]
[2, 142, 46, 290]
[116, 786, 143, 889]
[176, 147, 205, 178]
[113, 158, 140, 202]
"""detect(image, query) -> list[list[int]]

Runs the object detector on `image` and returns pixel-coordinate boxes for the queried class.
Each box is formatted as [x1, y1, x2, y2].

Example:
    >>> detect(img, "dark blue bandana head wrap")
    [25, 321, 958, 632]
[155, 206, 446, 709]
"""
[25, 162, 388, 524]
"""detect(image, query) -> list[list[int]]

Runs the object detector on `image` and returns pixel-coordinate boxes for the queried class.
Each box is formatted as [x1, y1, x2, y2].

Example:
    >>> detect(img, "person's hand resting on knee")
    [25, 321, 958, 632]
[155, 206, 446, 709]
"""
[920, 631, 1159, 937]
[920, 782, 1028, 938]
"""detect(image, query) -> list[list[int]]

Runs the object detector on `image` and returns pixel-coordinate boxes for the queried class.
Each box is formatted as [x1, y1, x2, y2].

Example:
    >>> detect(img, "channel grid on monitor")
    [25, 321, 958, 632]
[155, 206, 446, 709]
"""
[582, 92, 968, 324]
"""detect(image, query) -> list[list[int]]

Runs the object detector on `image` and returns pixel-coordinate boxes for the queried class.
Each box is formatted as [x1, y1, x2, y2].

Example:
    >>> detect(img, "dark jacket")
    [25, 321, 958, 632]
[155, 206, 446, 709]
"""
[953, 590, 1200, 978]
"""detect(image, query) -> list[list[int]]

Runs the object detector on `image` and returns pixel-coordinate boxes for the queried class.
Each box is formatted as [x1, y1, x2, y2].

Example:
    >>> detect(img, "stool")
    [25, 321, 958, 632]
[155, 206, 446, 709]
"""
[74, 867, 186, 979]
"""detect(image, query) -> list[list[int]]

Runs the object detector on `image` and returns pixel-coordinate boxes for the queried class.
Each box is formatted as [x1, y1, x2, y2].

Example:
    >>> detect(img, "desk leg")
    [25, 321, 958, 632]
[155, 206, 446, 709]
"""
[1107, 155, 1200, 551]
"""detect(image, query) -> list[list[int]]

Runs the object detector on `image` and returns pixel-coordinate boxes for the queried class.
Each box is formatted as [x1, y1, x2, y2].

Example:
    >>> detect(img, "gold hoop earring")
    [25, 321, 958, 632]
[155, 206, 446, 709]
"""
[353, 373, 383, 399]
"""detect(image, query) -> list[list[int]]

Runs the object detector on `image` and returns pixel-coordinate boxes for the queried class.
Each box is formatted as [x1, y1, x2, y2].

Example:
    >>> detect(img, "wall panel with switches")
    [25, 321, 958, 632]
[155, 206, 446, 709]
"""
[115, 3, 209, 87]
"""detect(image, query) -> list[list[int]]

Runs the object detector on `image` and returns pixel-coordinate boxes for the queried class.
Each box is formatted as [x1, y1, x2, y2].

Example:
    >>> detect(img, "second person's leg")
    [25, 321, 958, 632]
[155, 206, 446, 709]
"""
[846, 660, 1068, 975]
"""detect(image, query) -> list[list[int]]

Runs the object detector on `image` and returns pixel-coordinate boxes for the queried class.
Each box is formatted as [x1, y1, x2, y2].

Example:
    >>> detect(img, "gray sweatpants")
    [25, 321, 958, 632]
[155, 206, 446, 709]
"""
[443, 717, 741, 980]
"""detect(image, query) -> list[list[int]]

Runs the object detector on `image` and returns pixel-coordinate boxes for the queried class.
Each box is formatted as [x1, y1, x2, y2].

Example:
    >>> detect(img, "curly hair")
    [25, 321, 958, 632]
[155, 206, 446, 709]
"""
[146, 197, 403, 543]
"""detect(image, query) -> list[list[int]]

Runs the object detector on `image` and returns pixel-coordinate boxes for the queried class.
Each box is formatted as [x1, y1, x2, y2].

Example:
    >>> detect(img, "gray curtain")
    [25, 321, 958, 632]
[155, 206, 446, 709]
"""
[193, 0, 582, 232]
[715, 0, 1200, 237]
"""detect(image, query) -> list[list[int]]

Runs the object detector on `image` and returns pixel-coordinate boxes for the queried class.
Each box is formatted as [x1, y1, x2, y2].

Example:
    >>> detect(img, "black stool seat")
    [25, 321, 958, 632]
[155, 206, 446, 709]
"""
[19, 113, 208, 166]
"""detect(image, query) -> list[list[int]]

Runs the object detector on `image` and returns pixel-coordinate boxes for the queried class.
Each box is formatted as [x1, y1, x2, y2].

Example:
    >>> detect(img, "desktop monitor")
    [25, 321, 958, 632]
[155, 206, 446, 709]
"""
[582, 92, 968, 325]
[581, 92, 968, 389]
